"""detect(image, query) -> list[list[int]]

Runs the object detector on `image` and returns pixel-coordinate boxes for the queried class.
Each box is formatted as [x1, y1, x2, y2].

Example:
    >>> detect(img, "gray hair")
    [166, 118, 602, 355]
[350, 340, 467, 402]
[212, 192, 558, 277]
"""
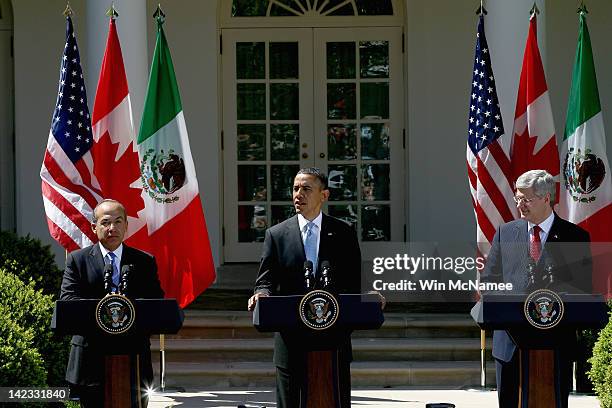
[515, 170, 555, 204]
[92, 199, 127, 223]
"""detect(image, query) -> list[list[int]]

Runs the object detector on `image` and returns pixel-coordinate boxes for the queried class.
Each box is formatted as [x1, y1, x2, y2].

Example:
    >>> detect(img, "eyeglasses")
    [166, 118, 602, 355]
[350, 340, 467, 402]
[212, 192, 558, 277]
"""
[513, 195, 539, 205]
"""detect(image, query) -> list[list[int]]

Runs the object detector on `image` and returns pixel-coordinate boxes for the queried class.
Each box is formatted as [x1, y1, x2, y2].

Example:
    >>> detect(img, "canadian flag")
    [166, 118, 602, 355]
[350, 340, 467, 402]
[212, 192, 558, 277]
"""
[90, 18, 146, 239]
[510, 14, 560, 196]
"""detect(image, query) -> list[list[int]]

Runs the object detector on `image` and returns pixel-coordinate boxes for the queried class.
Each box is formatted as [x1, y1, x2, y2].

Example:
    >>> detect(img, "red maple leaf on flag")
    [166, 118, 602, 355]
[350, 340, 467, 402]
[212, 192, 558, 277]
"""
[90, 132, 145, 220]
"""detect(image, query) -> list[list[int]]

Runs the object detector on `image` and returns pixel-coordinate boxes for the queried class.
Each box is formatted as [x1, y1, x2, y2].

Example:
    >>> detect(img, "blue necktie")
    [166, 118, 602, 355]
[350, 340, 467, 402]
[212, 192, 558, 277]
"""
[107, 252, 120, 289]
[304, 222, 318, 274]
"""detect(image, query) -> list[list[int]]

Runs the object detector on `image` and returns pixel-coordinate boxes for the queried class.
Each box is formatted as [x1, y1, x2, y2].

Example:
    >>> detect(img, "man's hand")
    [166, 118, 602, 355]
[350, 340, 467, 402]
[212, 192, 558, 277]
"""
[247, 292, 269, 311]
[367, 290, 386, 310]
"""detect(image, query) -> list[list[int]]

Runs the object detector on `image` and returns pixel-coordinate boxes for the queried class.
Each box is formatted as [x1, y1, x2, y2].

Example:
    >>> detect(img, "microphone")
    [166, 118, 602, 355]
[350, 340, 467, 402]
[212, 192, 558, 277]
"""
[119, 265, 132, 295]
[103, 263, 113, 294]
[526, 259, 536, 289]
[320, 260, 332, 290]
[304, 260, 313, 292]
[542, 261, 554, 288]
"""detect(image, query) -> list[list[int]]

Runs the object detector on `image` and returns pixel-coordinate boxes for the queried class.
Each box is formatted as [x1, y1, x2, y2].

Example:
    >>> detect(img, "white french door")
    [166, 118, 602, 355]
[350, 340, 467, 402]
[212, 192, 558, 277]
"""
[222, 27, 403, 261]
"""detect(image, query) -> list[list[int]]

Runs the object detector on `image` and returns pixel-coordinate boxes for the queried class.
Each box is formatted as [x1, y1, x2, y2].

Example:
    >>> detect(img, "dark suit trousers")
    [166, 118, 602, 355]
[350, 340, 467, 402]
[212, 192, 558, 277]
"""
[495, 354, 520, 408]
[495, 351, 572, 408]
[276, 358, 351, 408]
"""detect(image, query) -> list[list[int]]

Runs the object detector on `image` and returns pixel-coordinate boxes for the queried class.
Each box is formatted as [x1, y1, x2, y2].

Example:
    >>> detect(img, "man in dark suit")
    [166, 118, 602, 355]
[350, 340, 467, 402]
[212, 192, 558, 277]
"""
[248, 167, 362, 408]
[60, 199, 164, 408]
[481, 169, 592, 408]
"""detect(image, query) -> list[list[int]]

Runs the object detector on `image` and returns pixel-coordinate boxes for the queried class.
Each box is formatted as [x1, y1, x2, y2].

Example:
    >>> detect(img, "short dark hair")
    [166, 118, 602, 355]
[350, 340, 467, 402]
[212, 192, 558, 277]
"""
[296, 167, 328, 189]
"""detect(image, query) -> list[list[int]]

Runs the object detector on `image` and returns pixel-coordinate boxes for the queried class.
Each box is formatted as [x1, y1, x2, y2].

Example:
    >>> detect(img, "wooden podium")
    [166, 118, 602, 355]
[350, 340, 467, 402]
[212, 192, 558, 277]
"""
[254, 292, 384, 408]
[471, 292, 607, 408]
[52, 298, 183, 408]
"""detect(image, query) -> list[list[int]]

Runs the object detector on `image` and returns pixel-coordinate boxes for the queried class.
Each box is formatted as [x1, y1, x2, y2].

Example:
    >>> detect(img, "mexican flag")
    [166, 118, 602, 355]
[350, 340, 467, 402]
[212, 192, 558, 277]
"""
[560, 12, 612, 297]
[135, 14, 215, 307]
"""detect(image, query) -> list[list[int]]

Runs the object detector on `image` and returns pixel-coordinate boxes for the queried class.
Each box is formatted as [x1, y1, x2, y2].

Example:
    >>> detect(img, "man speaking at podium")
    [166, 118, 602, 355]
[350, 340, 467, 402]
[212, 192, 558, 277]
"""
[481, 170, 592, 408]
[60, 199, 164, 408]
[248, 167, 361, 408]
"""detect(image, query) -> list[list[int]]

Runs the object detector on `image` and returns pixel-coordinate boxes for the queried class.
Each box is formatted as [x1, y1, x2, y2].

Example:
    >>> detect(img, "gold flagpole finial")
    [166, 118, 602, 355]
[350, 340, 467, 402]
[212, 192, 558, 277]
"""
[530, 2, 540, 17]
[153, 4, 166, 23]
[106, 2, 119, 19]
[63, 2, 74, 17]
[475, 0, 487, 16]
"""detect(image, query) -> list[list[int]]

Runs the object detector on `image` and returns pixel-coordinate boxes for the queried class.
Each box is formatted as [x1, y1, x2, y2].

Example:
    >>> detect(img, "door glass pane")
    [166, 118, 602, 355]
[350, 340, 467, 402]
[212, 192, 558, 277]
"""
[361, 123, 389, 160]
[238, 124, 266, 161]
[328, 124, 356, 160]
[271, 165, 299, 201]
[328, 205, 358, 230]
[270, 83, 299, 120]
[269, 3, 298, 16]
[327, 42, 356, 79]
[327, 83, 356, 119]
[270, 42, 298, 79]
[361, 164, 389, 201]
[362, 204, 390, 241]
[271, 124, 300, 160]
[236, 42, 265, 79]
[237, 83, 266, 120]
[321, 0, 356, 15]
[354, 0, 393, 15]
[272, 204, 295, 226]
[328, 165, 357, 201]
[238, 205, 267, 242]
[360, 41, 389, 78]
[238, 165, 267, 201]
[232, 0, 267, 16]
[360, 82, 389, 119]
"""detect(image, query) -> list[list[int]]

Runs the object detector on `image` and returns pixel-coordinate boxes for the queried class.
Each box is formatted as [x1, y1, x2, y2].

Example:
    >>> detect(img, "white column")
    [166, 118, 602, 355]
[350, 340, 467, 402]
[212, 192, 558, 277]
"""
[86, 0, 148, 127]
[485, 0, 546, 154]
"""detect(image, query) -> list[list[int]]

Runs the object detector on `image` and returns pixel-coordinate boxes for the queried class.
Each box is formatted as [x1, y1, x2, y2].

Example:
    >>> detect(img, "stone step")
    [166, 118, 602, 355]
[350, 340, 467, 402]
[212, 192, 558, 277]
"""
[151, 338, 493, 363]
[155, 361, 497, 388]
[173, 310, 483, 339]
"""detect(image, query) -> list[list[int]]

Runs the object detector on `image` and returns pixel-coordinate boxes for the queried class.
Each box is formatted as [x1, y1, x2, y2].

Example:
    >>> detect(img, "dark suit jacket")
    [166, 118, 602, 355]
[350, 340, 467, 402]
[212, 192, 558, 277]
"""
[254, 213, 361, 368]
[481, 213, 592, 362]
[60, 243, 164, 386]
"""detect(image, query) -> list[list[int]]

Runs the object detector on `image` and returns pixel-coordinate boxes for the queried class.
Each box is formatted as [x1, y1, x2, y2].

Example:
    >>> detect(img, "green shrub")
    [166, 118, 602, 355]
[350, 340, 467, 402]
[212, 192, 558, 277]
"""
[0, 268, 70, 387]
[0, 230, 63, 297]
[589, 305, 612, 407]
[0, 308, 46, 386]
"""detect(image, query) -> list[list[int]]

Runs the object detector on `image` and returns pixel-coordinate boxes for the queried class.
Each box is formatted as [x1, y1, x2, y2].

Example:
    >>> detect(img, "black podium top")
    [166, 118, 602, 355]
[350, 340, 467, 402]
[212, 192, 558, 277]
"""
[471, 293, 608, 349]
[253, 293, 384, 332]
[51, 298, 184, 336]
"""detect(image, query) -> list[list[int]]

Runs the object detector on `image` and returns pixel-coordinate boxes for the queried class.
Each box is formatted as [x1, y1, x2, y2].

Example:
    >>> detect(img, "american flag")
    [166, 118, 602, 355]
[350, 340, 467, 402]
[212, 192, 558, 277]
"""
[466, 15, 517, 255]
[40, 16, 102, 251]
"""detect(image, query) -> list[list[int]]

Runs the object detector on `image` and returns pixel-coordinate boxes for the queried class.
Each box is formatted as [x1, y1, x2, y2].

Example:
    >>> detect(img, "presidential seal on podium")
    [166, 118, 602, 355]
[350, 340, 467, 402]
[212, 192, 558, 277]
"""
[95, 293, 136, 334]
[299, 290, 340, 331]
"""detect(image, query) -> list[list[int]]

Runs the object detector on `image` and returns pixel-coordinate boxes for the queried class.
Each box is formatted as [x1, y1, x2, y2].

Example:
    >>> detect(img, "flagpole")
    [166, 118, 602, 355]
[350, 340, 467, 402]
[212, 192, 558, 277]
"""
[467, 2, 494, 392]
[153, 5, 167, 393]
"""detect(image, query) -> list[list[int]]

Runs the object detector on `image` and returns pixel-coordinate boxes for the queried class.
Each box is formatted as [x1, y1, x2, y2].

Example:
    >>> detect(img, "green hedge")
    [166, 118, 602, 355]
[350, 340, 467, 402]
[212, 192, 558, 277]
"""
[0, 268, 69, 387]
[0, 230, 63, 297]
[590, 304, 612, 407]
[0, 309, 46, 387]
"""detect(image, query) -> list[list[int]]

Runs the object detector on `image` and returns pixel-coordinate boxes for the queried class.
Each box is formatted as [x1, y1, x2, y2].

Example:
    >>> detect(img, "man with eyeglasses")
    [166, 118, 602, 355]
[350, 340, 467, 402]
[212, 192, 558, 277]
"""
[60, 199, 164, 408]
[481, 169, 592, 408]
